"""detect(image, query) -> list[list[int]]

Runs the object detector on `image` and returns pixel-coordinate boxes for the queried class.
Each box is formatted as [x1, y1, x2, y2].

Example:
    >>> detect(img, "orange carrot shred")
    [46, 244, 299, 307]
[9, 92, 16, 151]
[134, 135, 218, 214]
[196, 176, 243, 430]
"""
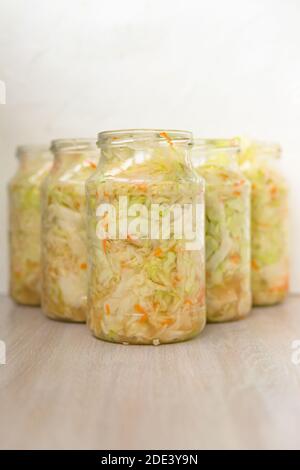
[136, 183, 148, 192]
[230, 254, 240, 264]
[159, 131, 173, 146]
[104, 304, 110, 315]
[80, 263, 87, 270]
[134, 304, 147, 315]
[102, 239, 109, 253]
[139, 313, 148, 323]
[252, 259, 259, 271]
[153, 247, 163, 257]
[161, 318, 174, 326]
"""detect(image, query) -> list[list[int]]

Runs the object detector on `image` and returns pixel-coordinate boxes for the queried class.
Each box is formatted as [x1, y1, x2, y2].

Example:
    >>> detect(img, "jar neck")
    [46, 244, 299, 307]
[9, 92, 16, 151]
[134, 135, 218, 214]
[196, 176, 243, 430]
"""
[51, 139, 99, 169]
[238, 139, 281, 166]
[54, 150, 98, 164]
[97, 129, 194, 178]
[191, 139, 240, 170]
[17, 146, 52, 173]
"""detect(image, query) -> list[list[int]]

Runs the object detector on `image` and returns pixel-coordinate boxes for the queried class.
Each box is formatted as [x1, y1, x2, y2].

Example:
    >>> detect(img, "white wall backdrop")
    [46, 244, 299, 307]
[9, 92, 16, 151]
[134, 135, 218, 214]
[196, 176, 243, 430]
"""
[0, 0, 299, 293]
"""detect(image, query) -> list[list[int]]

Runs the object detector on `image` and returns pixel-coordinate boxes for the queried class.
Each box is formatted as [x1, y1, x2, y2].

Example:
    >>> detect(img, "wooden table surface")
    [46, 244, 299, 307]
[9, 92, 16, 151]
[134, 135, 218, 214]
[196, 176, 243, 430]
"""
[0, 294, 300, 450]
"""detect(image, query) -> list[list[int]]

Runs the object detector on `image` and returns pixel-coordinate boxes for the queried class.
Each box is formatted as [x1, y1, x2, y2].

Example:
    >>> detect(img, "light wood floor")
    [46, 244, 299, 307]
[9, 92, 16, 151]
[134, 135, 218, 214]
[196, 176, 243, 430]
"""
[0, 294, 300, 450]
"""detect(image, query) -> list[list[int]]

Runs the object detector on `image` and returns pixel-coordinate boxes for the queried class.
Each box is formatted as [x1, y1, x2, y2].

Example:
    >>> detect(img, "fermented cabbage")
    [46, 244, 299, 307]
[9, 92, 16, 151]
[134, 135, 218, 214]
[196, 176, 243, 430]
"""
[41, 139, 98, 321]
[86, 130, 206, 344]
[238, 138, 289, 305]
[9, 145, 52, 305]
[191, 139, 252, 322]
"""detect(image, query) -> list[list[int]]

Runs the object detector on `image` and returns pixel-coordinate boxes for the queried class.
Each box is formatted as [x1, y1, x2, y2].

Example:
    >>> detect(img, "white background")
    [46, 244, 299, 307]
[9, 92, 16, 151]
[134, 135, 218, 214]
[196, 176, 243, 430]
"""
[0, 0, 299, 293]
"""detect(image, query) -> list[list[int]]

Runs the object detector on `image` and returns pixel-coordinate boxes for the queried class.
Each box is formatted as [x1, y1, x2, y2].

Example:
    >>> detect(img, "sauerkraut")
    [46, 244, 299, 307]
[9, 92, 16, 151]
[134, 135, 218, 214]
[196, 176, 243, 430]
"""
[191, 139, 252, 322]
[9, 145, 53, 305]
[86, 130, 206, 344]
[238, 139, 289, 305]
[41, 139, 99, 322]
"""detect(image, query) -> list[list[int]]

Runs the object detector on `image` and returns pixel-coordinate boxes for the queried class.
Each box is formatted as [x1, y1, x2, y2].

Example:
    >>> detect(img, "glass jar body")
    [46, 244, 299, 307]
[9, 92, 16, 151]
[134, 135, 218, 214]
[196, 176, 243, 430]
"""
[239, 141, 289, 306]
[41, 141, 98, 322]
[192, 141, 252, 322]
[87, 130, 206, 344]
[9, 146, 52, 305]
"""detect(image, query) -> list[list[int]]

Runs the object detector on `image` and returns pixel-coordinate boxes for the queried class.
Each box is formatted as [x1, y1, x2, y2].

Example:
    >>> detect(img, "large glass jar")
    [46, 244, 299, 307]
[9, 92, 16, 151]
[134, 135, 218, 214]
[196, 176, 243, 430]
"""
[9, 145, 53, 305]
[41, 139, 99, 322]
[86, 130, 206, 345]
[239, 140, 289, 305]
[191, 139, 252, 322]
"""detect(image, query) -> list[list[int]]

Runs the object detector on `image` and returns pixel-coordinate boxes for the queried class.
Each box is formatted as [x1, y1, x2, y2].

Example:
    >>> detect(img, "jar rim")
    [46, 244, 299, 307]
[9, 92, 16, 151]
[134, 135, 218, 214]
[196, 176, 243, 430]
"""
[248, 140, 281, 157]
[16, 145, 51, 159]
[192, 137, 240, 151]
[51, 138, 98, 153]
[97, 129, 192, 146]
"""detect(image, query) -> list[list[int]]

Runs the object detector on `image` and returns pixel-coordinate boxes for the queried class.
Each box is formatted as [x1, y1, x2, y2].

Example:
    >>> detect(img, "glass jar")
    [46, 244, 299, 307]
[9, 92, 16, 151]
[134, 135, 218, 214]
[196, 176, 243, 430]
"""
[191, 139, 252, 322]
[86, 129, 206, 345]
[41, 139, 99, 322]
[239, 140, 289, 305]
[9, 145, 53, 305]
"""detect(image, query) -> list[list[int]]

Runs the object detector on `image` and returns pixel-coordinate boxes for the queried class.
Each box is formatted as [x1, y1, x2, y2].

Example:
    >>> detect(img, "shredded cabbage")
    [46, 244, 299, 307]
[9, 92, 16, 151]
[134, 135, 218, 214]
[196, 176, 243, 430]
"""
[86, 131, 206, 344]
[9, 147, 53, 305]
[41, 145, 98, 321]
[191, 141, 252, 322]
[238, 139, 289, 305]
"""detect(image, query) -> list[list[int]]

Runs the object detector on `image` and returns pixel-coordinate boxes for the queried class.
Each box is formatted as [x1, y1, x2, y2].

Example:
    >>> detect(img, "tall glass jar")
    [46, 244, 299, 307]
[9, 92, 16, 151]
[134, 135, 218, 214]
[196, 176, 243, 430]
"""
[239, 140, 289, 305]
[86, 130, 206, 345]
[9, 145, 52, 305]
[191, 139, 252, 322]
[41, 139, 99, 322]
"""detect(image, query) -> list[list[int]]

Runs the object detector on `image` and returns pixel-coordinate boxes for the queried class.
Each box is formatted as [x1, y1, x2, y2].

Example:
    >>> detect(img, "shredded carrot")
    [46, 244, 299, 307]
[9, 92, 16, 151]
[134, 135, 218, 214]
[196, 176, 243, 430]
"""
[134, 304, 147, 315]
[252, 259, 259, 271]
[153, 247, 163, 257]
[198, 289, 205, 304]
[102, 239, 109, 253]
[159, 131, 173, 146]
[270, 185, 278, 197]
[104, 303, 111, 315]
[88, 161, 97, 169]
[230, 253, 240, 264]
[80, 262, 87, 270]
[104, 191, 110, 198]
[139, 313, 148, 323]
[161, 318, 174, 326]
[257, 222, 270, 229]
[184, 299, 193, 306]
[234, 180, 245, 188]
[136, 183, 148, 192]
[220, 173, 229, 180]
[233, 190, 241, 197]
[269, 276, 289, 293]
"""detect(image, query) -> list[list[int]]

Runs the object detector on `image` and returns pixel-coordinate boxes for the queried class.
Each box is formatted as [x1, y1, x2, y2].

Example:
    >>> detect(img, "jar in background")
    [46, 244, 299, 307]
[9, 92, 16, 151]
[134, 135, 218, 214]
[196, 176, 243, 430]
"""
[9, 145, 53, 305]
[41, 139, 99, 322]
[191, 139, 252, 322]
[238, 140, 289, 306]
[86, 129, 206, 344]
